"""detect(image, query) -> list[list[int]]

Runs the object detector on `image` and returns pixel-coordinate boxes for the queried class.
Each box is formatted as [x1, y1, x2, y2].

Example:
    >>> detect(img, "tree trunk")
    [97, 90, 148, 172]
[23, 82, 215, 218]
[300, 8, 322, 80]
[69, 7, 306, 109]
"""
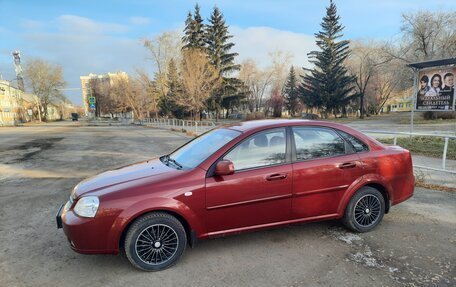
[359, 94, 365, 119]
[34, 96, 42, 122]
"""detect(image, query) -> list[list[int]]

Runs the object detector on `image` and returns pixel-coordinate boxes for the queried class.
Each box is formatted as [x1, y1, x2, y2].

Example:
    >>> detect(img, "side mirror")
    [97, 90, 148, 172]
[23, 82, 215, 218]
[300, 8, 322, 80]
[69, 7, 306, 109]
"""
[215, 160, 235, 176]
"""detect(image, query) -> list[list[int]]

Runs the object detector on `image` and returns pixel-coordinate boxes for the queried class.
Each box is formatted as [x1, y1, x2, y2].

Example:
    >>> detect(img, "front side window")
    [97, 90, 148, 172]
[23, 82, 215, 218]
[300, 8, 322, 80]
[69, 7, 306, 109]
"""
[293, 127, 346, 161]
[169, 128, 241, 169]
[224, 128, 286, 171]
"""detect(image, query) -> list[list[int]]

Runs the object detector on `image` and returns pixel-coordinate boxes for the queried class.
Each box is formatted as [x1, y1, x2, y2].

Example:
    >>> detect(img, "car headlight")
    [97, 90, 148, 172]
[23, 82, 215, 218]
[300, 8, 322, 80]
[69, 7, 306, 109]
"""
[74, 196, 99, 218]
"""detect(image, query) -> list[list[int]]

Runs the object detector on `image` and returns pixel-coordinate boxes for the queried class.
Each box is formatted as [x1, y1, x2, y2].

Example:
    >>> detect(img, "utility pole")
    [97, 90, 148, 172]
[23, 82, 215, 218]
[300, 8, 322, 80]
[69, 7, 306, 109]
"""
[12, 51, 25, 92]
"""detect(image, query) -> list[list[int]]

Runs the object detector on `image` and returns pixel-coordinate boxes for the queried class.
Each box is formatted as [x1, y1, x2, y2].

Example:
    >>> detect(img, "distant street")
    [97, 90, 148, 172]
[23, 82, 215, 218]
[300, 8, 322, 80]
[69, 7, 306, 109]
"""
[0, 122, 455, 287]
[345, 112, 456, 135]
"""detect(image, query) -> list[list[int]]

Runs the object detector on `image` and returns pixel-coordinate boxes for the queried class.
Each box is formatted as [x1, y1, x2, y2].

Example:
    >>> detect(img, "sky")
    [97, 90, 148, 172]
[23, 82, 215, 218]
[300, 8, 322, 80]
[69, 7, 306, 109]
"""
[0, 0, 455, 105]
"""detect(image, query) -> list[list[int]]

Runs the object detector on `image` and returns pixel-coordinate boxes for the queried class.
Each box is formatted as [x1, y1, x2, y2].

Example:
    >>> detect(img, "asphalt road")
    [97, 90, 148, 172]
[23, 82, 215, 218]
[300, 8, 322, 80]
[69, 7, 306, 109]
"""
[0, 121, 455, 287]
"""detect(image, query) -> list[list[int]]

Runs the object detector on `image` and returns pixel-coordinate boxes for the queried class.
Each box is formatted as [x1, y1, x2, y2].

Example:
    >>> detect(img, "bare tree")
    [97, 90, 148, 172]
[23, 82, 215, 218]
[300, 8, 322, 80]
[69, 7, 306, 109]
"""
[382, 11, 456, 63]
[238, 51, 293, 113]
[371, 74, 398, 114]
[348, 40, 410, 117]
[89, 77, 112, 117]
[269, 50, 293, 92]
[348, 41, 393, 118]
[401, 11, 456, 61]
[179, 49, 221, 119]
[24, 58, 66, 121]
[239, 59, 273, 112]
[109, 74, 157, 120]
[143, 32, 182, 102]
[136, 70, 160, 118]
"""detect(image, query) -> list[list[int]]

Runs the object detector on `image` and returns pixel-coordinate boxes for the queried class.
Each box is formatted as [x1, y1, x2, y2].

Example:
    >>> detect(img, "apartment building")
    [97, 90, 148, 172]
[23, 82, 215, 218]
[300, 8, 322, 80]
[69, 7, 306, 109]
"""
[80, 71, 128, 116]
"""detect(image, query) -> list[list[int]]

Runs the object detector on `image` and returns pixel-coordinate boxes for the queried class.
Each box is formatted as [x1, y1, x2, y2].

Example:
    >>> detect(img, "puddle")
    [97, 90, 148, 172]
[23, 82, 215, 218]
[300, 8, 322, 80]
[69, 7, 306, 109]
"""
[0, 137, 63, 163]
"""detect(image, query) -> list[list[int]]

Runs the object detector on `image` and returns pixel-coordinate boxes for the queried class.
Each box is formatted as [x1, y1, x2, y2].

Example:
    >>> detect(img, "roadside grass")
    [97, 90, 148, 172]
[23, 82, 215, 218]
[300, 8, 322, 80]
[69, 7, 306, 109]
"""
[378, 136, 456, 160]
[414, 170, 456, 192]
[322, 117, 357, 123]
[399, 117, 456, 125]
[315, 115, 381, 123]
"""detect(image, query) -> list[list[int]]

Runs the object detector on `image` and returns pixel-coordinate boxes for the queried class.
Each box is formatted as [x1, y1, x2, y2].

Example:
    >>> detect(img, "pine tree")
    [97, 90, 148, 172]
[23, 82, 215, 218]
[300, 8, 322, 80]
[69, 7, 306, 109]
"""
[205, 6, 241, 118]
[205, 6, 239, 75]
[182, 12, 194, 48]
[300, 0, 356, 118]
[182, 4, 206, 50]
[283, 66, 300, 117]
[160, 59, 185, 117]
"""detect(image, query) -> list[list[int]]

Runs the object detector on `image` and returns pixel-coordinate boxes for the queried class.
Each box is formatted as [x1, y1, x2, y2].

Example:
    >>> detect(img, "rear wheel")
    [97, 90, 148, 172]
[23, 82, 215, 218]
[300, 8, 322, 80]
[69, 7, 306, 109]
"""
[342, 186, 385, 232]
[124, 212, 187, 271]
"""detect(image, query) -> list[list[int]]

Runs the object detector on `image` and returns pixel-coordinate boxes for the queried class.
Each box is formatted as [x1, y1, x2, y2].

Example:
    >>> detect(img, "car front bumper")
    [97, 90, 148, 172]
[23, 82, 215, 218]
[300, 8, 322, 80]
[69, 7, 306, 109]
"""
[56, 202, 119, 254]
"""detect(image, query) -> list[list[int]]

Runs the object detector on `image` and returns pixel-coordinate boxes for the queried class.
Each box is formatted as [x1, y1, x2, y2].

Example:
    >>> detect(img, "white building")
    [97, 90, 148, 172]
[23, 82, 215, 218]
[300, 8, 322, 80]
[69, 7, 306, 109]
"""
[80, 71, 128, 116]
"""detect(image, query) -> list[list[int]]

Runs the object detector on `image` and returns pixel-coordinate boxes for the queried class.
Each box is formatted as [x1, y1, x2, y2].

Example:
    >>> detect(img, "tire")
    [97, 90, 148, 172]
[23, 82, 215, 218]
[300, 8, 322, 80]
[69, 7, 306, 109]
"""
[124, 212, 187, 271]
[342, 186, 385, 233]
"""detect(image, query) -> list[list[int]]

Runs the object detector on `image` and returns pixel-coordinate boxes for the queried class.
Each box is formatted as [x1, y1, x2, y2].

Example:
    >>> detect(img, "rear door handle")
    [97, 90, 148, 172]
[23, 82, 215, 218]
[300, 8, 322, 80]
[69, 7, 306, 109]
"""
[266, 173, 288, 181]
[339, 162, 357, 169]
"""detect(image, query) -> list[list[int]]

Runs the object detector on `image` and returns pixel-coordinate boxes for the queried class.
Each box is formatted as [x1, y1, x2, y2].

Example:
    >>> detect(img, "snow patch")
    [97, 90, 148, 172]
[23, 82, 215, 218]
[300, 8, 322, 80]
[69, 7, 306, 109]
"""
[349, 246, 384, 268]
[328, 227, 363, 245]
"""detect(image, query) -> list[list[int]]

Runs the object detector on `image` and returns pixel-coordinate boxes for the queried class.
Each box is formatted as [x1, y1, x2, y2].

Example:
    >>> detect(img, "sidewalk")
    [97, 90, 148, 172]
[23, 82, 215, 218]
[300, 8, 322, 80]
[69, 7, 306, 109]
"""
[412, 154, 456, 189]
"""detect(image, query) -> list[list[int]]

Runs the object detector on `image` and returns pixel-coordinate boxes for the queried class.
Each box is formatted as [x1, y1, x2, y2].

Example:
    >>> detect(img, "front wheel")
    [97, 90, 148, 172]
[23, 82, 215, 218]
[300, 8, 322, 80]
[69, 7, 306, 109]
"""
[342, 186, 385, 233]
[124, 212, 187, 271]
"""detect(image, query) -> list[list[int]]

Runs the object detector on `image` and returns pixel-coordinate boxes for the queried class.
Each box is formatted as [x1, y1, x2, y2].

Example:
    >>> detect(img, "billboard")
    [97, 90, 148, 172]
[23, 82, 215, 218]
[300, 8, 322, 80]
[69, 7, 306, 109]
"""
[415, 67, 455, 111]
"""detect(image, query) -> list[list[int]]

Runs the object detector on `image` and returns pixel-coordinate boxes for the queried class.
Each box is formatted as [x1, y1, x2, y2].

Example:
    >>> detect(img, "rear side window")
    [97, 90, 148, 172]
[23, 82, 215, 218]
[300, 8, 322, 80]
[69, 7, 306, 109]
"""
[292, 127, 346, 161]
[338, 130, 369, 152]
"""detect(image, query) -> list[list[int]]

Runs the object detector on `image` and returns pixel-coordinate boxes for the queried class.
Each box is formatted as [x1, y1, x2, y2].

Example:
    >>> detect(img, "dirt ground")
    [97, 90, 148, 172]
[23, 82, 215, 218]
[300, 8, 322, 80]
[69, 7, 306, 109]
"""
[0, 121, 455, 287]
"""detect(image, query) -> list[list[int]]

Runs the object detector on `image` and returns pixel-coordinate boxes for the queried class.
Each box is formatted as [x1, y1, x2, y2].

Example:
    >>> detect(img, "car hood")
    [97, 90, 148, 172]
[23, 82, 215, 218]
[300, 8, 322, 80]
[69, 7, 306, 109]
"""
[72, 158, 176, 198]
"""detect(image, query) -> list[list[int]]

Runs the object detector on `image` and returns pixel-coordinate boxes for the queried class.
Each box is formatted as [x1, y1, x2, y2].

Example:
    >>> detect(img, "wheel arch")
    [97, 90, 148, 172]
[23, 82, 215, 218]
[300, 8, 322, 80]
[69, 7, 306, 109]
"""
[108, 198, 203, 252]
[364, 183, 390, 214]
[118, 209, 197, 251]
[338, 175, 393, 216]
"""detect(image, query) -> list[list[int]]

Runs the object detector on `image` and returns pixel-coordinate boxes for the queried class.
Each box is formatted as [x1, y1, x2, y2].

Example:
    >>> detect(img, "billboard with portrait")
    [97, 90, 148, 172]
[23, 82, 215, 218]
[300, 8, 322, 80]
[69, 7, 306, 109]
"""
[415, 67, 455, 111]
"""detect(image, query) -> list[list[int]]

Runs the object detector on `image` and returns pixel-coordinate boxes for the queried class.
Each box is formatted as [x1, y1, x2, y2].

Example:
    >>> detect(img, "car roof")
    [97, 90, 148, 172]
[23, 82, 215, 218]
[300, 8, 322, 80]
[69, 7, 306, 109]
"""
[219, 119, 384, 151]
[222, 119, 338, 132]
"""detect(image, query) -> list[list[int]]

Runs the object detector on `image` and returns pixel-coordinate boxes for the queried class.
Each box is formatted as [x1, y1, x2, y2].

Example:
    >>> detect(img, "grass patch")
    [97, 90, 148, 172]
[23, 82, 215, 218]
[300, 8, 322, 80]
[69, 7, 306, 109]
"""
[378, 136, 456, 160]
[399, 118, 456, 124]
[414, 170, 456, 192]
[322, 115, 380, 123]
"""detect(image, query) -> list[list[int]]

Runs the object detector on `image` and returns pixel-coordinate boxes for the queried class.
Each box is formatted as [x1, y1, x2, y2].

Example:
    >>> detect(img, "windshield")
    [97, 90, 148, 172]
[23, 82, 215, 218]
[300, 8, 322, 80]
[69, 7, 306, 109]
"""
[166, 128, 241, 169]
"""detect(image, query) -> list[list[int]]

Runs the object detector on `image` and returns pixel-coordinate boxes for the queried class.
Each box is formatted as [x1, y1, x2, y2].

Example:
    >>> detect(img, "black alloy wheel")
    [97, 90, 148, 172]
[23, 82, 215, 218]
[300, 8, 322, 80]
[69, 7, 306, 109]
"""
[342, 186, 385, 233]
[125, 212, 187, 271]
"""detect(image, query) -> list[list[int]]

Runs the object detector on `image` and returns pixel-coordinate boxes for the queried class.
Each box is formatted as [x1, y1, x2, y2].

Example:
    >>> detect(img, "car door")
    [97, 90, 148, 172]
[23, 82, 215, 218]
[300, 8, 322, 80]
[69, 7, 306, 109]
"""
[205, 128, 293, 234]
[291, 126, 365, 219]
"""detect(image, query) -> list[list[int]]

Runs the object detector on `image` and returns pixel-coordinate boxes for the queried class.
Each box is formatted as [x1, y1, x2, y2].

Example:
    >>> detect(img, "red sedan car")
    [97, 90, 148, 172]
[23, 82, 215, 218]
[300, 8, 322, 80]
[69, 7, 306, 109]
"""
[56, 120, 414, 271]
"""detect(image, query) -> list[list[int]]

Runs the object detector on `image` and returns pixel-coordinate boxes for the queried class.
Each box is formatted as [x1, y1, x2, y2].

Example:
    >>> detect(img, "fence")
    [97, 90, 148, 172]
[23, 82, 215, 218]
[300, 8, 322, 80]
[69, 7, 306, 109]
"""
[138, 119, 455, 174]
[141, 118, 217, 134]
[362, 130, 455, 174]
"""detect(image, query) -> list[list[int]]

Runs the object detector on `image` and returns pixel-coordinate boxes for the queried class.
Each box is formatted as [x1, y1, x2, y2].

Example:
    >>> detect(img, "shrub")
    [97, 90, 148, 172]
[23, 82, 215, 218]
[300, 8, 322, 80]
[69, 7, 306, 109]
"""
[423, 111, 456, 120]
[246, 112, 266, 121]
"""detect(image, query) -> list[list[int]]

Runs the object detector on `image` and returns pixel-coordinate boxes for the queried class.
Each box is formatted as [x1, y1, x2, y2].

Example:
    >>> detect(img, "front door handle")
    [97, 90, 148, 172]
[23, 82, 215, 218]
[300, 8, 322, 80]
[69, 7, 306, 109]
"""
[266, 173, 288, 181]
[339, 162, 357, 169]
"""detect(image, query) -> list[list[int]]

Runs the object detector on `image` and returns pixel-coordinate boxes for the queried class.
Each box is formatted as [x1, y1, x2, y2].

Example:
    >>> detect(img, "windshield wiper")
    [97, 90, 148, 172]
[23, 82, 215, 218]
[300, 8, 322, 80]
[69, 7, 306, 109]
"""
[163, 155, 183, 169]
[168, 157, 183, 169]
